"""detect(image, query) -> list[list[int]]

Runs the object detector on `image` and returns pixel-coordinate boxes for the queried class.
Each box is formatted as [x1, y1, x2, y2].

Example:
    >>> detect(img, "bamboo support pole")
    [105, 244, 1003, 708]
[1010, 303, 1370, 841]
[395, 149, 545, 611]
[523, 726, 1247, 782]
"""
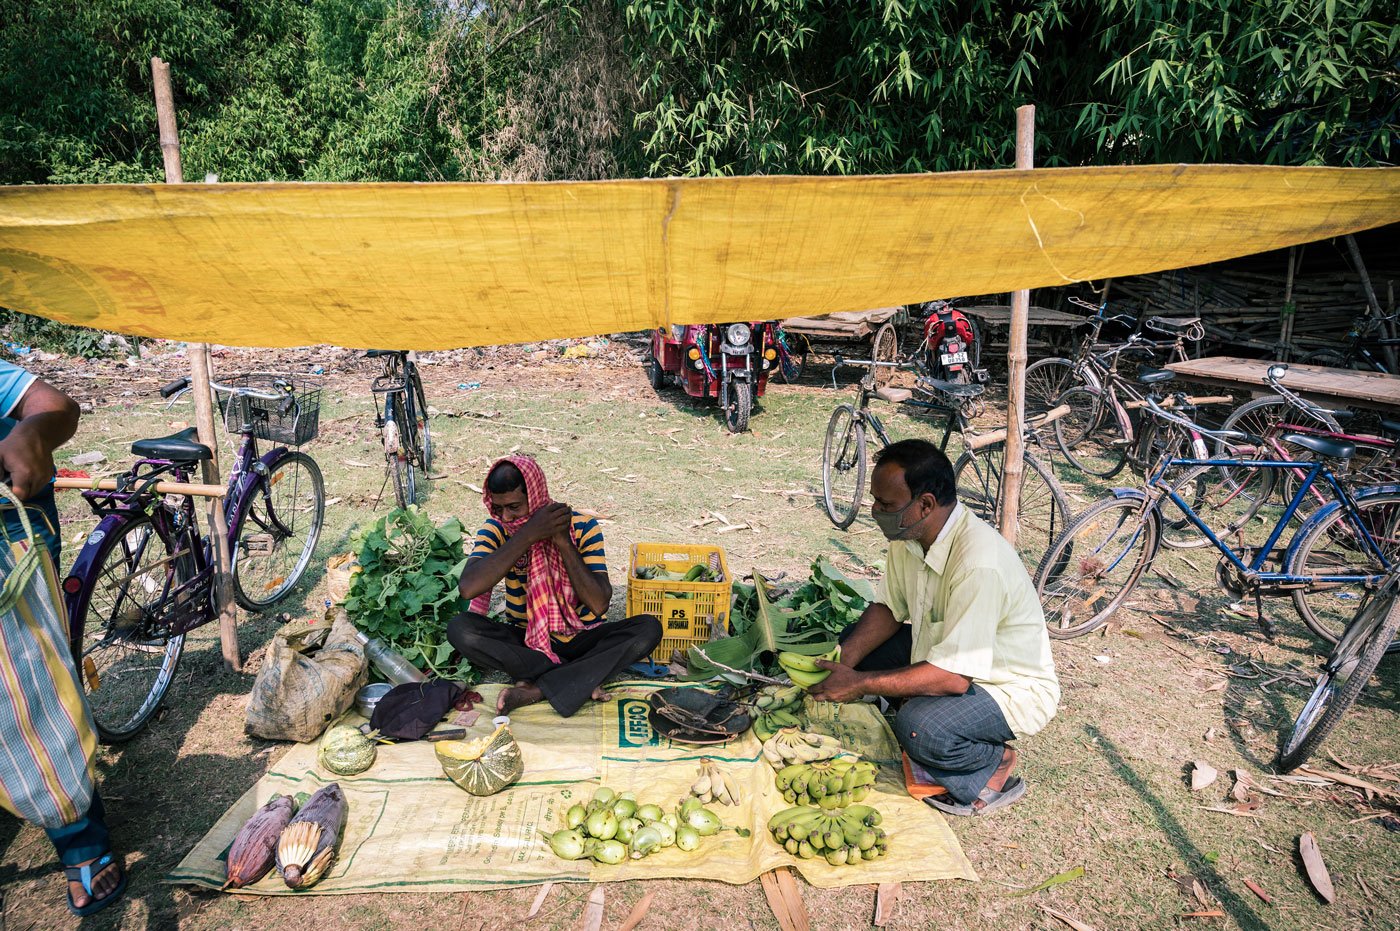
[1344, 234, 1396, 372]
[999, 105, 1034, 545]
[151, 57, 241, 672]
[55, 477, 227, 497]
[1278, 246, 1297, 361]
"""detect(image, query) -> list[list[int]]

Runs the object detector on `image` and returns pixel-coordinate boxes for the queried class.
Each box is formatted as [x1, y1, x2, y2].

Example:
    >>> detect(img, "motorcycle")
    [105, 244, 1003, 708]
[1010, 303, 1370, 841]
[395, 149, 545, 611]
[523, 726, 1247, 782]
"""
[648, 322, 777, 433]
[921, 300, 986, 387]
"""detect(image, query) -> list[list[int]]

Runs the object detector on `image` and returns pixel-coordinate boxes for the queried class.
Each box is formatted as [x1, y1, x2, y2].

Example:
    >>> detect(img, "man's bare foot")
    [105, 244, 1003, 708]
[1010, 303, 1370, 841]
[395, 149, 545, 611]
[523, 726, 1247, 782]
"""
[591, 687, 613, 702]
[498, 684, 543, 714]
[68, 855, 122, 910]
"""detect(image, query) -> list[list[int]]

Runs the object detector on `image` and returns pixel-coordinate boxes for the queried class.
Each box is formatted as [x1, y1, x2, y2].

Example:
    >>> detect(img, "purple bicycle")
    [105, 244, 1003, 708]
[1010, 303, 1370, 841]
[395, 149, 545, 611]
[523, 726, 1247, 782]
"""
[62, 374, 325, 742]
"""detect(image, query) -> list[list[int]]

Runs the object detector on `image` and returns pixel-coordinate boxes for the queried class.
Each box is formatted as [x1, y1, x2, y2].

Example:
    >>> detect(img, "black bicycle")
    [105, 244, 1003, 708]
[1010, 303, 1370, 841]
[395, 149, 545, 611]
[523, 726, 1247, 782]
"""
[368, 350, 432, 509]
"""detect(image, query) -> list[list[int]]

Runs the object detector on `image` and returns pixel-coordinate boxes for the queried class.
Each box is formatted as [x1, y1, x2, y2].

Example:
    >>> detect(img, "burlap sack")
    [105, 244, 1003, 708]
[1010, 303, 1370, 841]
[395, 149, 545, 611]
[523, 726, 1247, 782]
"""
[325, 552, 358, 605]
[245, 609, 367, 743]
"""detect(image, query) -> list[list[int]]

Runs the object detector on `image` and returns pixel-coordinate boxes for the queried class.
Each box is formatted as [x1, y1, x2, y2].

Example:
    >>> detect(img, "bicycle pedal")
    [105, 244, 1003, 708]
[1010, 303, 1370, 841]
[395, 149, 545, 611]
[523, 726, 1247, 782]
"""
[241, 533, 275, 556]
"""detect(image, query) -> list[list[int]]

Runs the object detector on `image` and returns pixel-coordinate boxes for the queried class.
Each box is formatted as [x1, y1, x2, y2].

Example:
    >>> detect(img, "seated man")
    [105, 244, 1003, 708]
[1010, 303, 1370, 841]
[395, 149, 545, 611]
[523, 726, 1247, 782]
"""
[810, 439, 1059, 816]
[449, 455, 661, 717]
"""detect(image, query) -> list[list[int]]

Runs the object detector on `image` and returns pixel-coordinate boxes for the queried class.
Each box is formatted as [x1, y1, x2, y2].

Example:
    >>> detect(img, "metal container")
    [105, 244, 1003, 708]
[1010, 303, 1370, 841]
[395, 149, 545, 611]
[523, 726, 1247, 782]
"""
[355, 682, 393, 719]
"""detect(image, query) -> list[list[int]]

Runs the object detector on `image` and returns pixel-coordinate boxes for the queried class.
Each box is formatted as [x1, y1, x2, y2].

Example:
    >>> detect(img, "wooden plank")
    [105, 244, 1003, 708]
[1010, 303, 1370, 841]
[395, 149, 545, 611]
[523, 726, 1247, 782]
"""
[760, 868, 810, 931]
[1167, 356, 1400, 413]
[962, 305, 1086, 327]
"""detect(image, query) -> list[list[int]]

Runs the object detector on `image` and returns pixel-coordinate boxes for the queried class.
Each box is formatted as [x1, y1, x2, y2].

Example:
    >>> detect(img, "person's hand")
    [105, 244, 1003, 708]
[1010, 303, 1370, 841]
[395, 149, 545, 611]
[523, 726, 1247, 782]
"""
[0, 427, 54, 501]
[807, 660, 868, 704]
[521, 501, 572, 545]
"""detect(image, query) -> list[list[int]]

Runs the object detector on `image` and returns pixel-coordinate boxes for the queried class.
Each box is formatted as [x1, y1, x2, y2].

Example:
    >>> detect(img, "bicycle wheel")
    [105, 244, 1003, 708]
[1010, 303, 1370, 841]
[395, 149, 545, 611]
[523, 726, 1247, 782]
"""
[1034, 496, 1161, 638]
[1024, 357, 1077, 417]
[1278, 579, 1400, 772]
[871, 323, 898, 389]
[1053, 385, 1130, 479]
[72, 516, 187, 742]
[1217, 397, 1339, 501]
[231, 451, 326, 610]
[1130, 418, 1222, 550]
[822, 405, 867, 529]
[410, 364, 433, 473]
[953, 443, 1070, 571]
[1287, 488, 1400, 653]
[384, 395, 417, 509]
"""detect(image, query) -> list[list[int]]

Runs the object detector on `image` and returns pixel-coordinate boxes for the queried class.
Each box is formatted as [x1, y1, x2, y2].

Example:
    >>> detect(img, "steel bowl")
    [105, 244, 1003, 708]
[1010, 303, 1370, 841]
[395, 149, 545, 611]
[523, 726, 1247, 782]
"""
[355, 682, 393, 719]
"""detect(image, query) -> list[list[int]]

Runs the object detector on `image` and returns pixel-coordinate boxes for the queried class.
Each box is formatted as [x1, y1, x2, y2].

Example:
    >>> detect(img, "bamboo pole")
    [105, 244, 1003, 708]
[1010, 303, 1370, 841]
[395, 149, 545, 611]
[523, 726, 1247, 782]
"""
[1278, 245, 1297, 361]
[1344, 234, 1396, 372]
[151, 57, 241, 672]
[999, 105, 1034, 545]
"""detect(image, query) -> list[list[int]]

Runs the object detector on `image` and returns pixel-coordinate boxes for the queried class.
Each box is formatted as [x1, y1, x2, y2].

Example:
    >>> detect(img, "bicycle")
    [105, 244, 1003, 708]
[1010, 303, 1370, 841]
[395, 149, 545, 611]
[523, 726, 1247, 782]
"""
[1299, 311, 1400, 373]
[1045, 314, 1207, 480]
[1034, 373, 1400, 643]
[1278, 571, 1400, 772]
[368, 350, 432, 509]
[821, 356, 1071, 568]
[62, 374, 326, 741]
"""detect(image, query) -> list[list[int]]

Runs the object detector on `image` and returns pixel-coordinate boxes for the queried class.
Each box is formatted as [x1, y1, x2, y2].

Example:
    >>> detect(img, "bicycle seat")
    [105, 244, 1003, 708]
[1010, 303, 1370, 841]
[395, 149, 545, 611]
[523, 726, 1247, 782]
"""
[917, 377, 984, 398]
[1137, 367, 1175, 385]
[1382, 418, 1400, 439]
[1282, 432, 1355, 460]
[131, 427, 213, 462]
[364, 349, 403, 358]
[1145, 316, 1202, 335]
[874, 386, 914, 403]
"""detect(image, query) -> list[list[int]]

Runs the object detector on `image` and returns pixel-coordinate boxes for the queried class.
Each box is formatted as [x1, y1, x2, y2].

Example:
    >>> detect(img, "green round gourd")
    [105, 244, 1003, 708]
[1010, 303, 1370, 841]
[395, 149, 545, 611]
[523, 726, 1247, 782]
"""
[319, 724, 377, 776]
[436, 722, 524, 796]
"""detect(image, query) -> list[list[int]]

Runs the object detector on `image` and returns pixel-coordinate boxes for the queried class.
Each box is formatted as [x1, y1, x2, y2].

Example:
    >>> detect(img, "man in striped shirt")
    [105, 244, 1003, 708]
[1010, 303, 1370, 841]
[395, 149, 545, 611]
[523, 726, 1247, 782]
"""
[449, 458, 661, 716]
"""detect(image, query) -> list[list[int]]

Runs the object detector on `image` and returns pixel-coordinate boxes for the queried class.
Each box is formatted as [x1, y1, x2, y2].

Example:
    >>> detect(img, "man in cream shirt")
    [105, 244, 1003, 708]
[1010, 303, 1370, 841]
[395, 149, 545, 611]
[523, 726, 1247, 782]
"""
[811, 439, 1059, 816]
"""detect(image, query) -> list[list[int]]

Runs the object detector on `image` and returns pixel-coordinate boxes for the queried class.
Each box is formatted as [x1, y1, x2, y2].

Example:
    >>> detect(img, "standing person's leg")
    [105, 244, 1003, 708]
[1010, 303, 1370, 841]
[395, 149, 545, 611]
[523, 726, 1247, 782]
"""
[446, 611, 557, 684]
[46, 792, 125, 913]
[534, 615, 663, 717]
[893, 685, 1022, 814]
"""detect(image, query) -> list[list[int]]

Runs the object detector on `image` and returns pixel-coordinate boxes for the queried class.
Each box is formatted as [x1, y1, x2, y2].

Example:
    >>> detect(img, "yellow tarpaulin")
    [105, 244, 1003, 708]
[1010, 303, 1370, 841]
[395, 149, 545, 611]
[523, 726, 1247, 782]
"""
[1, 165, 1397, 349]
[169, 684, 976, 894]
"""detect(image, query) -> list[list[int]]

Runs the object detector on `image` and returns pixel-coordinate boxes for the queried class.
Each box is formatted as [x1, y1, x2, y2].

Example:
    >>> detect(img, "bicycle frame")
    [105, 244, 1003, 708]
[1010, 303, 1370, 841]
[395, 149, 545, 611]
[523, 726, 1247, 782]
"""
[63, 427, 290, 648]
[1146, 454, 1393, 587]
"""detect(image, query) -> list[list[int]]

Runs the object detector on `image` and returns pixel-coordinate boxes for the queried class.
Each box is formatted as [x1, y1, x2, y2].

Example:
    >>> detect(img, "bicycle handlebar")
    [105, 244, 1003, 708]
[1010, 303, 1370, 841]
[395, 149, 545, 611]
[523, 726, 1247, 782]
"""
[1264, 364, 1347, 427]
[158, 375, 288, 403]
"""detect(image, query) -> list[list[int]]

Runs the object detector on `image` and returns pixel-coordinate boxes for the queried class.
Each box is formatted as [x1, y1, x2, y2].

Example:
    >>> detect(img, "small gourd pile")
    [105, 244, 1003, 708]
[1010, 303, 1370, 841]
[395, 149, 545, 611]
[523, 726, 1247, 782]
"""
[540, 787, 738, 864]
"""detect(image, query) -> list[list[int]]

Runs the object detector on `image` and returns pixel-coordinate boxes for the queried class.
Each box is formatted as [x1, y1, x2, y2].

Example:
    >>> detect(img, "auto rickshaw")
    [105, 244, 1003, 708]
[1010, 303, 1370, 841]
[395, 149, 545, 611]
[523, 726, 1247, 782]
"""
[648, 322, 778, 433]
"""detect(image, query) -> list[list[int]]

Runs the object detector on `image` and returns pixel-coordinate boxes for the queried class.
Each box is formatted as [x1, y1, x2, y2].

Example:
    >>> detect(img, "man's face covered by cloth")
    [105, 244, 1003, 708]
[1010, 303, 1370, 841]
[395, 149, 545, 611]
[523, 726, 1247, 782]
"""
[488, 485, 530, 525]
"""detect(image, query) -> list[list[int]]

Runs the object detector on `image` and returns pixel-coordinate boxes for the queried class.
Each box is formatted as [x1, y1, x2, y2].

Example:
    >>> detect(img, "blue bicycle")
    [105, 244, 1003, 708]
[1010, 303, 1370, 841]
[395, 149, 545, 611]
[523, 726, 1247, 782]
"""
[1034, 369, 1400, 644]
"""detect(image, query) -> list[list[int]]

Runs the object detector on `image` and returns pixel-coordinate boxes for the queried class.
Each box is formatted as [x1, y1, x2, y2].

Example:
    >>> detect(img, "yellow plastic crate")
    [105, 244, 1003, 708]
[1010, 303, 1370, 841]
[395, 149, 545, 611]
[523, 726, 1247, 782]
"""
[626, 542, 732, 663]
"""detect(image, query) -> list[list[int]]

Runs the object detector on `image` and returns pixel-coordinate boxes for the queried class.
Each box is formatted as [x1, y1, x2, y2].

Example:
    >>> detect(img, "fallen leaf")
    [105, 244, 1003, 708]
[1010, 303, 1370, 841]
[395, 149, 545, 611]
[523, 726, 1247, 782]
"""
[1299, 833, 1335, 903]
[1038, 905, 1097, 931]
[1203, 680, 1228, 692]
[873, 882, 901, 927]
[1244, 879, 1272, 904]
[1009, 865, 1084, 896]
[1203, 727, 1217, 742]
[617, 890, 655, 931]
[1093, 654, 1113, 664]
[525, 881, 553, 918]
[580, 886, 605, 931]
[1192, 761, 1219, 791]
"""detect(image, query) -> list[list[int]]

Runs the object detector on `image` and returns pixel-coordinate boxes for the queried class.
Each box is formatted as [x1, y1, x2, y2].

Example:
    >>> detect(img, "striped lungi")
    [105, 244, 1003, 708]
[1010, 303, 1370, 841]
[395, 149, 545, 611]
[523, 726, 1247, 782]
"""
[0, 498, 97, 830]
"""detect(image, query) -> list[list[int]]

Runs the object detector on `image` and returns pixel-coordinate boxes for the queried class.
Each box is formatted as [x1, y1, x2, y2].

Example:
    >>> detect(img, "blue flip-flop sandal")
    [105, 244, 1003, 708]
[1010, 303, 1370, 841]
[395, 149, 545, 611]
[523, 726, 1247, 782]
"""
[925, 776, 1027, 817]
[64, 851, 127, 917]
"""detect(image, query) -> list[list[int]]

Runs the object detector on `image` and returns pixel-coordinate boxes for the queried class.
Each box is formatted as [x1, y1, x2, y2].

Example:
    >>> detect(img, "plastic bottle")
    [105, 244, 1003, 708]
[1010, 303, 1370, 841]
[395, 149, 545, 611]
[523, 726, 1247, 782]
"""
[355, 631, 428, 685]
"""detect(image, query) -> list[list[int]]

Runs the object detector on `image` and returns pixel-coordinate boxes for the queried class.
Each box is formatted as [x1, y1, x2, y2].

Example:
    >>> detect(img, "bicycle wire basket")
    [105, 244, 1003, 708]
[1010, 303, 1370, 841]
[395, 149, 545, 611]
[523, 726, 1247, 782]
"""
[216, 373, 321, 445]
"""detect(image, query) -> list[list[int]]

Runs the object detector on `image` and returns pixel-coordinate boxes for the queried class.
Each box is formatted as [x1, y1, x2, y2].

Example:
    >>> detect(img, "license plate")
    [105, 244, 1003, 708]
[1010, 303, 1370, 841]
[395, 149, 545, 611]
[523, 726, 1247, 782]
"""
[940, 351, 969, 365]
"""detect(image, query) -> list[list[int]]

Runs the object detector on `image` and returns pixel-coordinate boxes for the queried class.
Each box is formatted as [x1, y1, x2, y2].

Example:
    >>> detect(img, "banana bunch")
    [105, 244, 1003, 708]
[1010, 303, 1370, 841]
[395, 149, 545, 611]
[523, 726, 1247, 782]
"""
[775, 758, 878, 808]
[761, 727, 845, 770]
[777, 645, 841, 690]
[767, 804, 889, 866]
[754, 684, 804, 715]
[689, 758, 740, 806]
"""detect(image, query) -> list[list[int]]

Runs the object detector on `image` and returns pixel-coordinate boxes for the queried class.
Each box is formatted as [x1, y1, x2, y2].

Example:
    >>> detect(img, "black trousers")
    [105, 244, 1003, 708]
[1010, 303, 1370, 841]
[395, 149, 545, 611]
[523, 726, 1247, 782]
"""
[842, 624, 1015, 804]
[447, 612, 662, 718]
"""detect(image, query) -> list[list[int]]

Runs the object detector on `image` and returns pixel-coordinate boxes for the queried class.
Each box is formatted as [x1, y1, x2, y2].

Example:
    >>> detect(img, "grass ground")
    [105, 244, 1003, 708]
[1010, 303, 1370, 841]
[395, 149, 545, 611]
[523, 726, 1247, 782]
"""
[1, 339, 1396, 930]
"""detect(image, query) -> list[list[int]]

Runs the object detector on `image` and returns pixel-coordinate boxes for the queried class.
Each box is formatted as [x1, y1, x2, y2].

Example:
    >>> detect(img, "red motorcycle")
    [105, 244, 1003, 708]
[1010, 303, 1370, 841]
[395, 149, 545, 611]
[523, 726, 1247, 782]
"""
[648, 322, 778, 433]
[921, 300, 986, 388]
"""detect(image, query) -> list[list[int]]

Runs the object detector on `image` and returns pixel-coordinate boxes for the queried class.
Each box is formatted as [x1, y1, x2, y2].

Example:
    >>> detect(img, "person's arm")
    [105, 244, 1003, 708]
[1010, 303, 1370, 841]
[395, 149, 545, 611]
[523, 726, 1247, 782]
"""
[457, 503, 572, 600]
[553, 519, 612, 617]
[811, 567, 1004, 703]
[0, 378, 80, 500]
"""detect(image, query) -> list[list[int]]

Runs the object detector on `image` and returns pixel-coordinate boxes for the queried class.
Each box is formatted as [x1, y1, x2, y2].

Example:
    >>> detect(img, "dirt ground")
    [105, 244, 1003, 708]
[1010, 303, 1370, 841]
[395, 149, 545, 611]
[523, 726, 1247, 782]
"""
[1, 337, 1396, 931]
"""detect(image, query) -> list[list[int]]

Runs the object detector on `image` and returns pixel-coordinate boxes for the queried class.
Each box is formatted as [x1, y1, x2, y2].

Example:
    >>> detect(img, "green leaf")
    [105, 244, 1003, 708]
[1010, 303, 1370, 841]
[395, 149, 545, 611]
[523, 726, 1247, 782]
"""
[1009, 866, 1085, 897]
